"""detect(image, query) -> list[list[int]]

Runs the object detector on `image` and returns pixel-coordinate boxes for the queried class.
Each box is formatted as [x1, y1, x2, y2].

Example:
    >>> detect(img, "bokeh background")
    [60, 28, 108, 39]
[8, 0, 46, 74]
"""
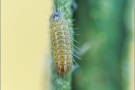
[1, 0, 134, 90]
[72, 0, 134, 90]
[1, 0, 52, 90]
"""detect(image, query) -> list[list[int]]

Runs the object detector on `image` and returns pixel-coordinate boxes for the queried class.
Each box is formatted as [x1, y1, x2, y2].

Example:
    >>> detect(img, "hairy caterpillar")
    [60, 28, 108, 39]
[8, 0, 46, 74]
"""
[50, 11, 73, 74]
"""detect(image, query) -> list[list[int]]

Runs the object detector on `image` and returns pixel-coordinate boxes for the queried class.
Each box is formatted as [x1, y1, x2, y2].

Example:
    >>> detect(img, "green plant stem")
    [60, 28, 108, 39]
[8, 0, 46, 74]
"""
[51, 0, 73, 90]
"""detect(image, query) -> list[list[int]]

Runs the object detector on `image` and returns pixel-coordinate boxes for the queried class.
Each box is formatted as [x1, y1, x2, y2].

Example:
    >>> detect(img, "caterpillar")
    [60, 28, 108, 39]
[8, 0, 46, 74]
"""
[49, 11, 73, 74]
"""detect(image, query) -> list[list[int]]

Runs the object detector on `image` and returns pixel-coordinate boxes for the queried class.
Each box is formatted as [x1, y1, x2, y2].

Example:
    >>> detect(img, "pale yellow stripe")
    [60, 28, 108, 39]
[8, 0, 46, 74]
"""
[1, 0, 52, 90]
[128, 9, 134, 90]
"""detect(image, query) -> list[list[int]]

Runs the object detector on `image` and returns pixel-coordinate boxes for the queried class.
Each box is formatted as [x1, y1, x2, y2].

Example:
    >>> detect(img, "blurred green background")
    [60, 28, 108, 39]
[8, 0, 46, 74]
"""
[72, 0, 134, 90]
[2, 0, 133, 90]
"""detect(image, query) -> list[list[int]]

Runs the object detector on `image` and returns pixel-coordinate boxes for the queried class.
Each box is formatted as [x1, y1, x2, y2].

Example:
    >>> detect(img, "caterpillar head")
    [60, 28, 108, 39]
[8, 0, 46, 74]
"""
[50, 12, 64, 23]
[50, 12, 64, 19]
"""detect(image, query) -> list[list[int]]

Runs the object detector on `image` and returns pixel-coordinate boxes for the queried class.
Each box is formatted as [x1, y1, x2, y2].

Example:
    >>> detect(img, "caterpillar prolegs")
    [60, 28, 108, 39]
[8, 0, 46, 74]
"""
[50, 11, 73, 74]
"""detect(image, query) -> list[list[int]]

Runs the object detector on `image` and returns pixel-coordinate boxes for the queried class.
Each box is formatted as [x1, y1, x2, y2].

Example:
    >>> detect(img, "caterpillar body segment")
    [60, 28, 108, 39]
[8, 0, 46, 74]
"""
[50, 12, 73, 74]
